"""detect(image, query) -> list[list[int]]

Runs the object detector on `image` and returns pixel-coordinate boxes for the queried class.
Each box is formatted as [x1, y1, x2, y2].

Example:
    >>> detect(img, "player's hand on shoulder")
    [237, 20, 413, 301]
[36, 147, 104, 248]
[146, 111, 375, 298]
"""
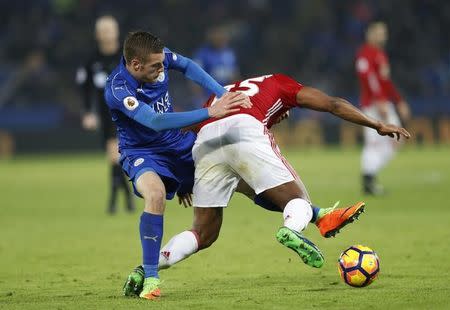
[237, 93, 252, 109]
[177, 192, 193, 208]
[376, 123, 411, 141]
[207, 92, 251, 119]
[82, 113, 98, 130]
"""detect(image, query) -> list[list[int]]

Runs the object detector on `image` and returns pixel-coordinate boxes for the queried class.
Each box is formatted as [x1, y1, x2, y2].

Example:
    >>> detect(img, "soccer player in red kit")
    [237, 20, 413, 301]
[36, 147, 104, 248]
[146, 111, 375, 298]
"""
[356, 22, 411, 195]
[123, 74, 410, 295]
[154, 74, 409, 269]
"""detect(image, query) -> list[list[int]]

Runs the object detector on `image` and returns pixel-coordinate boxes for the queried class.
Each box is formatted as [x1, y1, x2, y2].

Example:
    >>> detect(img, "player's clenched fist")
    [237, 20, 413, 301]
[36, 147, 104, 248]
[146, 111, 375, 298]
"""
[207, 92, 250, 118]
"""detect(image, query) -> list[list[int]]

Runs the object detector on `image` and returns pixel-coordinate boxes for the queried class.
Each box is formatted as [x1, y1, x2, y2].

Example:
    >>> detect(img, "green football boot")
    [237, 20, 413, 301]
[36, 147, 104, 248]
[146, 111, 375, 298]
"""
[123, 265, 144, 297]
[139, 277, 161, 300]
[276, 226, 324, 268]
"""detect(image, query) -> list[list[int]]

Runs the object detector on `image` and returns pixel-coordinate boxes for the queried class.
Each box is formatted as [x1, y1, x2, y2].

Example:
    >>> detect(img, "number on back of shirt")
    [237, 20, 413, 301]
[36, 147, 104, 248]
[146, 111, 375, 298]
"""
[210, 75, 272, 106]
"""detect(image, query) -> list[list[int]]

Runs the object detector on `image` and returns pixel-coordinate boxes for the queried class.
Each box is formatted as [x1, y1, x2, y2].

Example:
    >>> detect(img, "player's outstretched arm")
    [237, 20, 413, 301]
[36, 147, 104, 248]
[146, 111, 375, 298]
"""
[133, 92, 246, 132]
[171, 53, 227, 97]
[170, 53, 251, 108]
[296, 86, 411, 140]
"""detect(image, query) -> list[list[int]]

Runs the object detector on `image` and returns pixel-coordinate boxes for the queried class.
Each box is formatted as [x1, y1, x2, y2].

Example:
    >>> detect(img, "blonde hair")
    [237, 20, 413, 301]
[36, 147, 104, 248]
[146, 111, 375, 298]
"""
[95, 15, 119, 37]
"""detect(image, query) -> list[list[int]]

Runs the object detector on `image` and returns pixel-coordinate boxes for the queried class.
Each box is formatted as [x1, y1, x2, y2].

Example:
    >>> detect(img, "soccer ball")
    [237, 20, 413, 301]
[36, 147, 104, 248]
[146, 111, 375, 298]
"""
[337, 245, 380, 287]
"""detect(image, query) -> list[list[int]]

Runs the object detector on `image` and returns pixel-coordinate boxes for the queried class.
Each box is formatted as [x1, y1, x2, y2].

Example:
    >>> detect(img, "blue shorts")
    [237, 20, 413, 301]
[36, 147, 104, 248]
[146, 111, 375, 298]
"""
[120, 132, 196, 200]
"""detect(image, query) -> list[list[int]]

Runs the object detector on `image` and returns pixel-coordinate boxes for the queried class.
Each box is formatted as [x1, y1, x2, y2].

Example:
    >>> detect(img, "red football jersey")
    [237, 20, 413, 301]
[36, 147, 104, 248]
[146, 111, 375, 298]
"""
[355, 43, 402, 107]
[200, 74, 303, 129]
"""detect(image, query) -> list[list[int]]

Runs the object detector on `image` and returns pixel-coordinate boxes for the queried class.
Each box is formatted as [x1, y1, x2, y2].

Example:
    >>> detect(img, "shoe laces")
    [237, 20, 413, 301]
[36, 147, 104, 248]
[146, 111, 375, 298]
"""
[331, 200, 340, 210]
[322, 200, 340, 216]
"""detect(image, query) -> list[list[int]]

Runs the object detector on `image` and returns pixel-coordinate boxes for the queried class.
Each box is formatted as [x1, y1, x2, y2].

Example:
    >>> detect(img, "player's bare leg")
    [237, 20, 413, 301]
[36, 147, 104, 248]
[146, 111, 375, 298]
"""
[237, 179, 364, 238]
[258, 181, 324, 268]
[123, 207, 222, 296]
[132, 171, 166, 300]
[192, 207, 223, 249]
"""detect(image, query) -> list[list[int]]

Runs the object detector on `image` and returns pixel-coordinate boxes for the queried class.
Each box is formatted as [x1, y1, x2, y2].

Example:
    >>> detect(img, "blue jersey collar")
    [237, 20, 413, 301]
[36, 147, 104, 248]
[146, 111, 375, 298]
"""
[119, 57, 140, 89]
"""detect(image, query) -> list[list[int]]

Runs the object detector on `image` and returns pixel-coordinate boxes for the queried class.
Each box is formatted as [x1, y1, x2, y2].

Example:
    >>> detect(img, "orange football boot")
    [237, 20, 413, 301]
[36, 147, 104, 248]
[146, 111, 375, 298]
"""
[315, 201, 365, 238]
[140, 287, 161, 300]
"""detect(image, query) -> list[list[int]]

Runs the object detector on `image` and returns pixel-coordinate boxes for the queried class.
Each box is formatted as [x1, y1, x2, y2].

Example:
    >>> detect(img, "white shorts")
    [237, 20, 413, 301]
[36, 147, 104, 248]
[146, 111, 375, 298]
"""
[362, 102, 401, 146]
[192, 114, 297, 208]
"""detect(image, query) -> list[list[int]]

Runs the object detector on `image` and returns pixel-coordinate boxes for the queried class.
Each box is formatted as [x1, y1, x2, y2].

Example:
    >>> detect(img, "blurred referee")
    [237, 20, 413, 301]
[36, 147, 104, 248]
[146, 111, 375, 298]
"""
[76, 15, 134, 214]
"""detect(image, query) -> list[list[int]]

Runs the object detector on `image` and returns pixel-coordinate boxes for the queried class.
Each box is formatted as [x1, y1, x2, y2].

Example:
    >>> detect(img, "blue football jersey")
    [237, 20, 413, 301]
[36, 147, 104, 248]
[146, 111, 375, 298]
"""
[104, 48, 188, 154]
[193, 45, 238, 86]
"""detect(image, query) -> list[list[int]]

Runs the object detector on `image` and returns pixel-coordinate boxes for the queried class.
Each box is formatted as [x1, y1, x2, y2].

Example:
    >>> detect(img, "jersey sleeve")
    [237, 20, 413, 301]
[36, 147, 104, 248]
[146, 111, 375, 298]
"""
[165, 47, 226, 97]
[164, 47, 187, 71]
[104, 77, 145, 119]
[272, 74, 303, 107]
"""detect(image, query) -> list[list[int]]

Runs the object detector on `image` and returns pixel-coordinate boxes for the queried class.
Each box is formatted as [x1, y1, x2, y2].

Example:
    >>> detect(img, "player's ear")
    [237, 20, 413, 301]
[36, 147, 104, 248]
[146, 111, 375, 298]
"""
[130, 58, 142, 71]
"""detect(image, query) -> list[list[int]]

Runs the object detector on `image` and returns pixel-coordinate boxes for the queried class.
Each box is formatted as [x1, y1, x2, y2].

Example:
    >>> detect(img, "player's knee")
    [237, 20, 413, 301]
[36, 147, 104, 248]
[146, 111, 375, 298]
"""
[141, 188, 165, 211]
[197, 228, 220, 250]
[146, 189, 165, 203]
[200, 234, 219, 250]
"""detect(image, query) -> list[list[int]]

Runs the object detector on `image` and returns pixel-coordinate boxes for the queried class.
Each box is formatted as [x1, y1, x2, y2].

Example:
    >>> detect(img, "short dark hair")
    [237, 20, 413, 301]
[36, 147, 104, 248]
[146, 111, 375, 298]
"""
[123, 31, 164, 63]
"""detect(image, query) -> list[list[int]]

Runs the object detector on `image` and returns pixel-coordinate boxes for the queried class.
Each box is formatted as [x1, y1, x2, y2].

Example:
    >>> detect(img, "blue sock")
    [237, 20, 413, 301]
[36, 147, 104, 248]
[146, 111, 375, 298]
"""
[140, 212, 163, 279]
[311, 205, 320, 223]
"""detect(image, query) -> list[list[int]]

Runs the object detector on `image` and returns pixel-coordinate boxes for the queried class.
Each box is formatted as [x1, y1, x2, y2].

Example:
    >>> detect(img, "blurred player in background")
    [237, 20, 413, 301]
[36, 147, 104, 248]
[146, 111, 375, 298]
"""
[104, 31, 249, 300]
[355, 22, 411, 195]
[190, 25, 240, 105]
[76, 16, 134, 214]
[123, 74, 411, 296]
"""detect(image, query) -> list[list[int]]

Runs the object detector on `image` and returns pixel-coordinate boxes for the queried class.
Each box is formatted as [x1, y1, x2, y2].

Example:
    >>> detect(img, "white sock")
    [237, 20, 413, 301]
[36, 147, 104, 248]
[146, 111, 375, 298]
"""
[158, 230, 199, 270]
[283, 198, 312, 232]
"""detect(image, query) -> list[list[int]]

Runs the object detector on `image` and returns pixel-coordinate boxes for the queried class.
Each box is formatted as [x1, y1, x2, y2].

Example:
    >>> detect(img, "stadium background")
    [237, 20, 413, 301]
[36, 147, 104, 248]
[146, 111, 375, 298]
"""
[0, 1, 449, 309]
[0, 0, 449, 155]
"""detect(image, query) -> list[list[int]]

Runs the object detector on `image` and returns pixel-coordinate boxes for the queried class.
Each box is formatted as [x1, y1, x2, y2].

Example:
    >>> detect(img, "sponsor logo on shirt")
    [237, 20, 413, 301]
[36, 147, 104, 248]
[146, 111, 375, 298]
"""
[153, 92, 171, 113]
[123, 96, 139, 111]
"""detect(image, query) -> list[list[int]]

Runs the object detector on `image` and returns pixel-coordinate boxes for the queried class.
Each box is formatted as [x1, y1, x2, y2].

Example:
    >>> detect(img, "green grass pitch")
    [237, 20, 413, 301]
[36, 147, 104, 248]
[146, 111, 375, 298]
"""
[1, 147, 449, 309]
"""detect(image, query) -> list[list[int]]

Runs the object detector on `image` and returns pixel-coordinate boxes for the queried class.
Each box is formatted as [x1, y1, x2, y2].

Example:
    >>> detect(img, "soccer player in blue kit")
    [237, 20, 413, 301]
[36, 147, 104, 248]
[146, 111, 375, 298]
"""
[104, 31, 249, 300]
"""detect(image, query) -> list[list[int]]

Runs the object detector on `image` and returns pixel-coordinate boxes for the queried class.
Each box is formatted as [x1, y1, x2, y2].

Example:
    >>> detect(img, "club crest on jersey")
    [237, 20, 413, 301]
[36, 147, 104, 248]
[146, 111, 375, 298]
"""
[172, 53, 178, 61]
[157, 72, 165, 82]
[134, 158, 144, 167]
[123, 96, 139, 111]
